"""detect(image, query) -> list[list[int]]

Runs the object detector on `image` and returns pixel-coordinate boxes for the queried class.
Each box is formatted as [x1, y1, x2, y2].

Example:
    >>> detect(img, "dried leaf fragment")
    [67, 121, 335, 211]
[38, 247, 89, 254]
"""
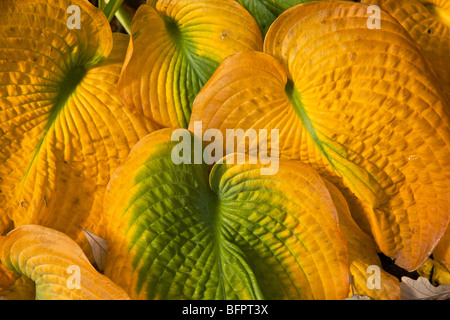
[400, 276, 450, 300]
[80, 227, 108, 272]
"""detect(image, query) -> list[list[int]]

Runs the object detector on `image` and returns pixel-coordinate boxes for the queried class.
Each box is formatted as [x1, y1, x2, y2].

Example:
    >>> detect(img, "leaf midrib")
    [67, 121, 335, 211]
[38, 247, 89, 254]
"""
[285, 78, 337, 170]
[161, 15, 219, 127]
[20, 66, 87, 189]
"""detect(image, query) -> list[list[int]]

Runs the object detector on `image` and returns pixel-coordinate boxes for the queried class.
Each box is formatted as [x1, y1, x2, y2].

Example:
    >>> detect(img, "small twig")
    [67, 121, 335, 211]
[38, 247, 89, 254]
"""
[350, 274, 355, 296]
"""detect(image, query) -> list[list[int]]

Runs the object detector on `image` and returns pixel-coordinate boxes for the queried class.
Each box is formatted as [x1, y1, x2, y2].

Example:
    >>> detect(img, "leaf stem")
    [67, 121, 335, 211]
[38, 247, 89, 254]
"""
[103, 0, 124, 21]
[101, 0, 132, 34]
[99, 0, 106, 11]
[115, 6, 132, 34]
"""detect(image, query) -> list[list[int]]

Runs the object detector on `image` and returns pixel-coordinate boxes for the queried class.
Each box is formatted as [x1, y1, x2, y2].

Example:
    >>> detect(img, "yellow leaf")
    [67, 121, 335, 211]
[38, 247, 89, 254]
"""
[0, 225, 130, 300]
[361, 0, 450, 101]
[432, 225, 450, 272]
[0, 0, 157, 256]
[189, 1, 450, 271]
[417, 257, 450, 286]
[324, 179, 401, 300]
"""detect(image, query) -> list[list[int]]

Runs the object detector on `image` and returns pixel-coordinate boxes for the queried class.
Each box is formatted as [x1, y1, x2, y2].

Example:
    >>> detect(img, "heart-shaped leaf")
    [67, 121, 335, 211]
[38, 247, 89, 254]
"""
[117, 0, 263, 129]
[189, 1, 450, 271]
[0, 0, 157, 253]
[102, 128, 349, 300]
[0, 225, 130, 300]
[361, 0, 450, 101]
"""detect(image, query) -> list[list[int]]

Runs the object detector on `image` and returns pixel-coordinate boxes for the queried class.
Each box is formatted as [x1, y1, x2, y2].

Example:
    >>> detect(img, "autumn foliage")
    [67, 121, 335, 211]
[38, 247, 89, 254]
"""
[0, 0, 449, 300]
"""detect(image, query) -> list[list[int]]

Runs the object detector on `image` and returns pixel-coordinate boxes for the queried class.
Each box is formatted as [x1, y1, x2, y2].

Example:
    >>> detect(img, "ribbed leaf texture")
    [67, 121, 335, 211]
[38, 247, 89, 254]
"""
[0, 0, 156, 254]
[117, 0, 263, 129]
[189, 2, 450, 271]
[361, 0, 450, 101]
[0, 225, 130, 300]
[102, 128, 350, 300]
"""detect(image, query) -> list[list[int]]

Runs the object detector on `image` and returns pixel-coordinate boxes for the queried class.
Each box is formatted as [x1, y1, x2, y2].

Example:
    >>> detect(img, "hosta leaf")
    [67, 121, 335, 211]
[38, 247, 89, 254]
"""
[117, 0, 263, 129]
[323, 179, 400, 300]
[102, 128, 349, 300]
[0, 0, 157, 254]
[361, 0, 450, 101]
[434, 226, 450, 271]
[417, 257, 450, 286]
[0, 274, 35, 301]
[235, 0, 306, 36]
[189, 1, 450, 271]
[235, 0, 356, 36]
[0, 225, 130, 300]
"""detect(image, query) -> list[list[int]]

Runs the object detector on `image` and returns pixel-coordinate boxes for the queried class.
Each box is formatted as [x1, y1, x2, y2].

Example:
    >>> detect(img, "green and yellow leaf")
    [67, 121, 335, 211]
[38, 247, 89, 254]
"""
[0, 224, 130, 300]
[102, 128, 349, 300]
[189, 2, 450, 271]
[117, 0, 263, 129]
[235, 0, 307, 35]
[0, 0, 157, 255]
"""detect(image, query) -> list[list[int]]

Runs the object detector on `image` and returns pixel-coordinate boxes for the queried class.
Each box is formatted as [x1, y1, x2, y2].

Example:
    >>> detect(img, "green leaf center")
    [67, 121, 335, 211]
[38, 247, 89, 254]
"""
[22, 66, 86, 187]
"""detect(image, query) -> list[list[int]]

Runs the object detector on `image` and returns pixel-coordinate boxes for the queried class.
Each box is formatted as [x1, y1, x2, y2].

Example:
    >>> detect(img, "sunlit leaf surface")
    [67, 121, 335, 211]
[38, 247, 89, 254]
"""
[0, 224, 130, 300]
[118, 0, 263, 129]
[102, 128, 349, 300]
[0, 0, 157, 254]
[189, 2, 450, 271]
[361, 0, 450, 101]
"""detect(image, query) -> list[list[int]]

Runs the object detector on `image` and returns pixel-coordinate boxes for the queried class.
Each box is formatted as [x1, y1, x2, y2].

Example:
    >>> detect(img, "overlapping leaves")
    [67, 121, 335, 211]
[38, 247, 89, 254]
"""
[360, 0, 450, 272]
[117, 0, 263, 129]
[189, 1, 450, 271]
[102, 128, 350, 300]
[0, 0, 156, 254]
[235, 0, 308, 35]
[0, 225, 130, 300]
[361, 0, 450, 101]
[0, 0, 449, 301]
[323, 179, 400, 300]
[235, 0, 356, 35]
